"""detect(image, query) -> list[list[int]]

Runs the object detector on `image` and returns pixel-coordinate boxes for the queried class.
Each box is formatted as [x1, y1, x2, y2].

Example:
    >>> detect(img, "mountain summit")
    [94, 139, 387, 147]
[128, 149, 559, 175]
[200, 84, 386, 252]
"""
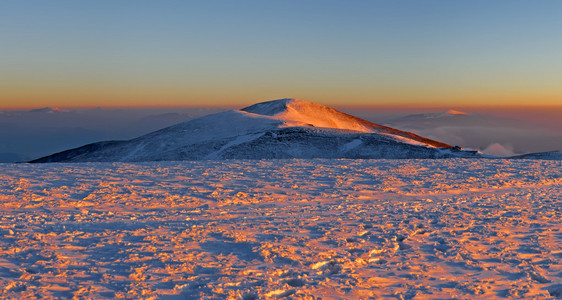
[242, 98, 450, 147]
[30, 98, 479, 162]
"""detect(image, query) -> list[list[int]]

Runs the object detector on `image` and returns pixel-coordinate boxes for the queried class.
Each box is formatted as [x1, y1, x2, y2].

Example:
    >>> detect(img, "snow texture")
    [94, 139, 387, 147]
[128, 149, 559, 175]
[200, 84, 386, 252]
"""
[0, 159, 560, 299]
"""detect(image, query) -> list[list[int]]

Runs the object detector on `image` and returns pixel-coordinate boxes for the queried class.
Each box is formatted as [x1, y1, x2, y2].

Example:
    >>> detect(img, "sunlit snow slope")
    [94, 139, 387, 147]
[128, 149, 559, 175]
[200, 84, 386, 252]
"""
[30, 99, 467, 162]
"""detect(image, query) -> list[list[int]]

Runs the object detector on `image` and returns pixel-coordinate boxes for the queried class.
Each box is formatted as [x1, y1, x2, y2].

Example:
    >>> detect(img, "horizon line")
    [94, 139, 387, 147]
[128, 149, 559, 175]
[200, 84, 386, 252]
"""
[2, 101, 562, 111]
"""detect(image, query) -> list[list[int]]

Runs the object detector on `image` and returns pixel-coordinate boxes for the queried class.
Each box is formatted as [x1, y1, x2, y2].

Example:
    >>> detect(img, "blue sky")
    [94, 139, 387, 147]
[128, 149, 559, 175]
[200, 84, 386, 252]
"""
[2, 0, 562, 108]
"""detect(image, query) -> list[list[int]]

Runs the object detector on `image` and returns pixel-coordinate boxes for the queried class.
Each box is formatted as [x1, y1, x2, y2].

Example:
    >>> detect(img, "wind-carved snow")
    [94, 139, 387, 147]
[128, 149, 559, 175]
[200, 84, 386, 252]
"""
[0, 159, 561, 299]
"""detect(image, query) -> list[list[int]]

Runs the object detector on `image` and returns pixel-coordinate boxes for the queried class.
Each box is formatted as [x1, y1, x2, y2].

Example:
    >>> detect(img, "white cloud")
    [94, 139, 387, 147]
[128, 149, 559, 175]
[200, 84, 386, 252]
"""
[482, 143, 516, 157]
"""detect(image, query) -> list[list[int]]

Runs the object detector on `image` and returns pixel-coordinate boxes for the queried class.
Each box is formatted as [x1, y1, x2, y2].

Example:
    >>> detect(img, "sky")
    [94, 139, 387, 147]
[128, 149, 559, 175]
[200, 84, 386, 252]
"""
[2, 0, 562, 109]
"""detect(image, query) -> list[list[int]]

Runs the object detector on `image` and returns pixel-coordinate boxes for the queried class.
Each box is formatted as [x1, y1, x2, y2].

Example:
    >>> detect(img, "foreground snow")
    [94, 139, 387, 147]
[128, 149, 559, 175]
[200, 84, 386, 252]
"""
[0, 159, 560, 299]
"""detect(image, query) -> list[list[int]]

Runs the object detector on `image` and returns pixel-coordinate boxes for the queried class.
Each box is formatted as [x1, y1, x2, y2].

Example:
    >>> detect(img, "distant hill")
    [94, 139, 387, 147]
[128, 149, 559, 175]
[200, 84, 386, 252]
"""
[382, 110, 562, 156]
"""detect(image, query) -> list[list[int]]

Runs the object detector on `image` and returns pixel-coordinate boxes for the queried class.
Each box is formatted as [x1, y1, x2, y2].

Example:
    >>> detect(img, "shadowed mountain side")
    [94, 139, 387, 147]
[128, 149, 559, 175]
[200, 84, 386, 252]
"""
[30, 127, 476, 162]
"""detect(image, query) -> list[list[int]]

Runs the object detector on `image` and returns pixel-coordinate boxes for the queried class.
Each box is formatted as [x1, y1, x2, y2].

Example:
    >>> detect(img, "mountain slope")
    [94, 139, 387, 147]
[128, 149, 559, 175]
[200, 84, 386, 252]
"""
[30, 99, 478, 163]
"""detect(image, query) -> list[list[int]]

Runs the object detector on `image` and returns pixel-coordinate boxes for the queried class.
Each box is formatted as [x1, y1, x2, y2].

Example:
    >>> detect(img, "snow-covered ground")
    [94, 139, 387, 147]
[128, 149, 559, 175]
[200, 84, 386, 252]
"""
[0, 159, 560, 299]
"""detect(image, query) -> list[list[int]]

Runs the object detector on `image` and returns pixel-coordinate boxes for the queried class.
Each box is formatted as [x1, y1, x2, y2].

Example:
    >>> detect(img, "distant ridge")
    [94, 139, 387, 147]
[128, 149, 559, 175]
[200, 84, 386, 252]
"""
[507, 151, 562, 160]
[30, 98, 487, 163]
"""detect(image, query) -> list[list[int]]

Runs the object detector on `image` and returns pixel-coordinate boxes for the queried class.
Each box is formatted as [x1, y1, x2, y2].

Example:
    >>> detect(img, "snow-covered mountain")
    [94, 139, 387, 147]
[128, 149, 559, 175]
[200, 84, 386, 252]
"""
[30, 99, 483, 162]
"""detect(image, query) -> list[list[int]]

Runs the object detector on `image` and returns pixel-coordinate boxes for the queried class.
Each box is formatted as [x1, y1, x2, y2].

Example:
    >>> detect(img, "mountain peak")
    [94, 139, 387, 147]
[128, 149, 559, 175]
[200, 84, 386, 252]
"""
[241, 98, 373, 132]
[241, 98, 302, 116]
[29, 107, 55, 113]
[242, 98, 451, 148]
[28, 107, 66, 113]
[446, 109, 467, 115]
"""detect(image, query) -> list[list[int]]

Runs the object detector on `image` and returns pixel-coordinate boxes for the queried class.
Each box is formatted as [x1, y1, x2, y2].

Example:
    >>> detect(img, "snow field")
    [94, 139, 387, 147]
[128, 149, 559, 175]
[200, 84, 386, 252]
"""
[0, 159, 560, 299]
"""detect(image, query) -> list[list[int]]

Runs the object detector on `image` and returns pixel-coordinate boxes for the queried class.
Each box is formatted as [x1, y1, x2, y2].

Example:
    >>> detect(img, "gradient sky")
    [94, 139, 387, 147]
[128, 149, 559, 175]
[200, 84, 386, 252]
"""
[2, 0, 562, 108]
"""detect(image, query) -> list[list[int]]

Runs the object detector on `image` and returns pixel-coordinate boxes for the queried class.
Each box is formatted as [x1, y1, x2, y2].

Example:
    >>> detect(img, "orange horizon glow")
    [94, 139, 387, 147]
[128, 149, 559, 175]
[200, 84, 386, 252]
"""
[2, 101, 562, 111]
[2, 93, 562, 111]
